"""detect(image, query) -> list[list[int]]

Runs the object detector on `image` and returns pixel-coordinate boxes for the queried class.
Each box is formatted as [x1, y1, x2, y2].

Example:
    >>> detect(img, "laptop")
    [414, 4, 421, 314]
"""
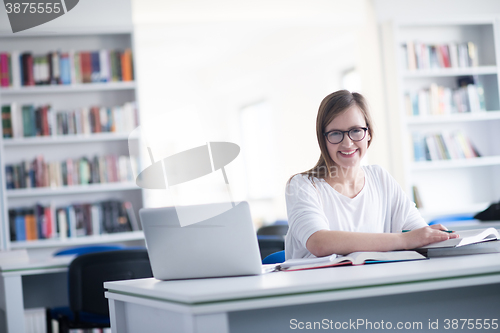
[139, 201, 263, 280]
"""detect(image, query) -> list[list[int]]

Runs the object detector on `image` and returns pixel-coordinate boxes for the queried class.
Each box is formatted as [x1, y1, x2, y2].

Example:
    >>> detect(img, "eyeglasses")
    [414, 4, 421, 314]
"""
[323, 127, 368, 144]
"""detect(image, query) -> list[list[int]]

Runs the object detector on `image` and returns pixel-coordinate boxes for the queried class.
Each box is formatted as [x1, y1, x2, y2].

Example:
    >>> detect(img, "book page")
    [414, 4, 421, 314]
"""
[420, 228, 500, 249]
[280, 253, 338, 269]
[349, 251, 426, 265]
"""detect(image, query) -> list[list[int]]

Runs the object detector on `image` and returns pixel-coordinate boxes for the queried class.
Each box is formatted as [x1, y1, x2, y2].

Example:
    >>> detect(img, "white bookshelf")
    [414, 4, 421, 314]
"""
[6, 182, 139, 198]
[411, 155, 500, 171]
[0, 81, 136, 94]
[384, 18, 500, 222]
[3, 132, 133, 146]
[406, 109, 500, 124]
[10, 230, 144, 250]
[0, 30, 144, 250]
[402, 66, 498, 78]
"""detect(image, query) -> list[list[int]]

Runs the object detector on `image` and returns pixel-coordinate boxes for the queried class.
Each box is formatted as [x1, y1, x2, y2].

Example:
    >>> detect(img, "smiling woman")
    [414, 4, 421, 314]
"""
[284, 90, 459, 259]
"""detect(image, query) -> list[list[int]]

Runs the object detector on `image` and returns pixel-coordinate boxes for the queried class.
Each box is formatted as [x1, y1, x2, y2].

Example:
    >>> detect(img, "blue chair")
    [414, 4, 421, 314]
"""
[47, 249, 153, 333]
[428, 214, 475, 225]
[54, 244, 125, 256]
[262, 250, 285, 264]
[257, 236, 284, 261]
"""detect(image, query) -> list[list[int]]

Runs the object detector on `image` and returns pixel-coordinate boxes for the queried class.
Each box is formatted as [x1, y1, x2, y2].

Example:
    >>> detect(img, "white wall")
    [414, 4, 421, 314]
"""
[374, 0, 500, 23]
[131, 0, 384, 224]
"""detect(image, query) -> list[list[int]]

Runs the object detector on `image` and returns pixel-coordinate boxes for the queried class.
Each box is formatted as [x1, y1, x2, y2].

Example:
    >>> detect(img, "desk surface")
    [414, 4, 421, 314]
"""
[105, 253, 500, 305]
[0, 255, 74, 276]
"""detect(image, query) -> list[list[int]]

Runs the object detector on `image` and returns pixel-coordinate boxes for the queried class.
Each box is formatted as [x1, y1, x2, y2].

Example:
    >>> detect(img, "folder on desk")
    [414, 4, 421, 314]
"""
[423, 240, 500, 258]
[416, 227, 500, 257]
[419, 228, 499, 249]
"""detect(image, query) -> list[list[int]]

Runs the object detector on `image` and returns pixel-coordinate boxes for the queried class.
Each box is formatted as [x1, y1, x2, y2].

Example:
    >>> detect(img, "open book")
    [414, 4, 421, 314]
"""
[278, 251, 426, 271]
[419, 227, 500, 249]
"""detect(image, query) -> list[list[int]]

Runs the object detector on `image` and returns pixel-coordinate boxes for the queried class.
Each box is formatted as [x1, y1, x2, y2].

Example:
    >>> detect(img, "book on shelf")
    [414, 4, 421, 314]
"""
[1, 101, 137, 139]
[278, 251, 426, 271]
[0, 52, 13, 87]
[411, 130, 480, 162]
[4, 154, 137, 190]
[404, 78, 486, 117]
[2, 104, 13, 138]
[417, 228, 499, 252]
[9, 200, 139, 242]
[412, 185, 423, 209]
[402, 41, 478, 71]
[0, 49, 134, 88]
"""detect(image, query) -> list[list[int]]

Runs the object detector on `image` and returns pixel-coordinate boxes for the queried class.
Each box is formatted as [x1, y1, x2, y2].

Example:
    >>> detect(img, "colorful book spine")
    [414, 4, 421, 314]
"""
[403, 41, 478, 70]
[412, 131, 481, 162]
[9, 199, 136, 241]
[5, 154, 138, 189]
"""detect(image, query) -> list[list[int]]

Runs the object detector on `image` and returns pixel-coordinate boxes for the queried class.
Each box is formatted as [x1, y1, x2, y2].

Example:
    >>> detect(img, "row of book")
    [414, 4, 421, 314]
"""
[0, 49, 133, 88]
[404, 82, 486, 116]
[411, 131, 480, 162]
[5, 154, 138, 190]
[1, 102, 138, 138]
[8, 200, 140, 242]
[402, 41, 478, 71]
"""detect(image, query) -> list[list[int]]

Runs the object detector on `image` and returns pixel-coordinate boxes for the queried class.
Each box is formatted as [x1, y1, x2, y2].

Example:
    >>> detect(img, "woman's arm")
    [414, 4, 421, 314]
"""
[306, 224, 458, 257]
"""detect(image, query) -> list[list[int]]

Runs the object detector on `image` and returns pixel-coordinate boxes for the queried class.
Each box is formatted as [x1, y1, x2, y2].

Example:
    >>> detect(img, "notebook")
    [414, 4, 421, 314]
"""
[139, 201, 262, 280]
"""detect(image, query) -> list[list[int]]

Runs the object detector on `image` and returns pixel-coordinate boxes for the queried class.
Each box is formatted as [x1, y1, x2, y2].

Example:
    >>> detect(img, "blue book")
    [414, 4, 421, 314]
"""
[90, 52, 100, 82]
[60, 55, 71, 85]
[411, 93, 419, 116]
[412, 132, 426, 162]
[5, 165, 14, 189]
[15, 210, 26, 241]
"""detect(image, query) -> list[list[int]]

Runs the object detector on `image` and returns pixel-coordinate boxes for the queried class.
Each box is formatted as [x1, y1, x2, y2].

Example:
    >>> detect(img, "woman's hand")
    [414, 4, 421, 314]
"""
[401, 224, 459, 250]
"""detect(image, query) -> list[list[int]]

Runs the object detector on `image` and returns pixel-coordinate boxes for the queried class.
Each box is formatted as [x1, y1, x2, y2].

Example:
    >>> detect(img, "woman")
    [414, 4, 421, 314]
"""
[285, 90, 458, 259]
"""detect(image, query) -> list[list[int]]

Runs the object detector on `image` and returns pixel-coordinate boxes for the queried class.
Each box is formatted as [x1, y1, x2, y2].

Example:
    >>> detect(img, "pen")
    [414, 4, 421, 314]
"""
[402, 229, 454, 233]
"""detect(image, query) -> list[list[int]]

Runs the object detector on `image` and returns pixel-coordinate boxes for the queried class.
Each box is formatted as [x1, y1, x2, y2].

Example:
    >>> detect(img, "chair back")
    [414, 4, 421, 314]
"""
[54, 244, 125, 256]
[257, 224, 288, 237]
[68, 249, 153, 316]
[257, 236, 285, 260]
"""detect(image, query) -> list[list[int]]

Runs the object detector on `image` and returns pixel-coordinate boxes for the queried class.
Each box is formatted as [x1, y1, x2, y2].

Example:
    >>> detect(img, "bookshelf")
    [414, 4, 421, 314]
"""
[384, 18, 500, 222]
[0, 29, 144, 251]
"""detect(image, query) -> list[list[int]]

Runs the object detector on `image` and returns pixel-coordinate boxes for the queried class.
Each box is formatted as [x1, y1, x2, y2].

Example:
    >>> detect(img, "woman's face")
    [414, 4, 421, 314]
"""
[324, 105, 370, 169]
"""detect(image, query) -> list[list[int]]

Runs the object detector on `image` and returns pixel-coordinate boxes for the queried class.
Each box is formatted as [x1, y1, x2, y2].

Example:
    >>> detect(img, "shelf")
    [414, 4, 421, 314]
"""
[9, 230, 144, 250]
[6, 182, 139, 198]
[402, 66, 497, 78]
[3, 132, 135, 146]
[0, 81, 136, 95]
[0, 26, 134, 38]
[406, 110, 500, 125]
[411, 155, 500, 171]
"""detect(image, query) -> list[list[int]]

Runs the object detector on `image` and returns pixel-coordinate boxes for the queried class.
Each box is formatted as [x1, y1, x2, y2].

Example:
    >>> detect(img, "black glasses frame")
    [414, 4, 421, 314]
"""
[323, 127, 369, 144]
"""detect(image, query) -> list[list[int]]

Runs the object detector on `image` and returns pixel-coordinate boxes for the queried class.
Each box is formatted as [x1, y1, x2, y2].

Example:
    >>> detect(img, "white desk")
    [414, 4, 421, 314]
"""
[105, 253, 500, 333]
[0, 256, 73, 333]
